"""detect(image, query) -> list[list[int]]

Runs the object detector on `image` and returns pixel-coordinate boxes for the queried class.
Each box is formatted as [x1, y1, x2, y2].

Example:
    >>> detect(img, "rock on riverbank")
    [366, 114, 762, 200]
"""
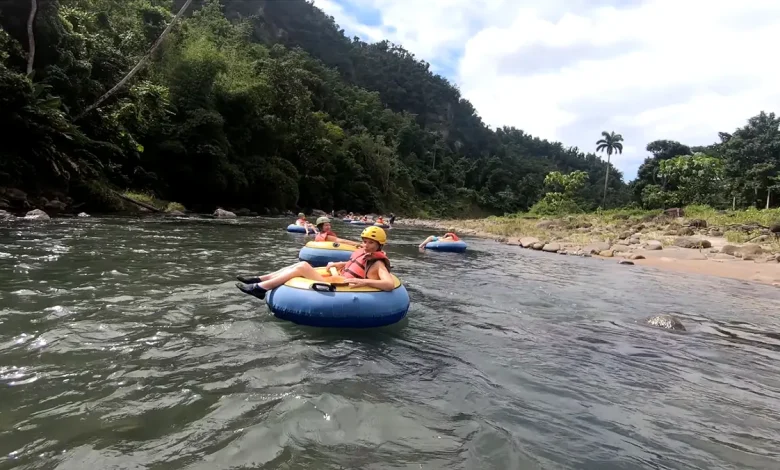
[0, 188, 73, 215]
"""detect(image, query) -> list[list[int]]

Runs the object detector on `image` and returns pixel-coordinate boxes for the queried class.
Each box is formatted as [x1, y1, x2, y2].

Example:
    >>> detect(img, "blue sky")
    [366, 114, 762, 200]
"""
[314, 0, 780, 181]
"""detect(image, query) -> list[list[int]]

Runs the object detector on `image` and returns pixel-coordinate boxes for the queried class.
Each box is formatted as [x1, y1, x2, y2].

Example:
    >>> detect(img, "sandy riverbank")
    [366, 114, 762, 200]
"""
[396, 216, 780, 288]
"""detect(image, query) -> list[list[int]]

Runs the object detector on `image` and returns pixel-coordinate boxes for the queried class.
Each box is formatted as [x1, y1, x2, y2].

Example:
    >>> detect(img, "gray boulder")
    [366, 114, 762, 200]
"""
[44, 199, 68, 213]
[214, 208, 236, 218]
[644, 314, 686, 331]
[673, 237, 711, 249]
[583, 242, 611, 254]
[24, 209, 50, 220]
[520, 237, 541, 248]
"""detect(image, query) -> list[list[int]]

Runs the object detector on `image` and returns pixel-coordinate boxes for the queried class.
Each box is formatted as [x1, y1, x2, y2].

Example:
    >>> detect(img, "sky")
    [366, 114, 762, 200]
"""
[312, 0, 780, 181]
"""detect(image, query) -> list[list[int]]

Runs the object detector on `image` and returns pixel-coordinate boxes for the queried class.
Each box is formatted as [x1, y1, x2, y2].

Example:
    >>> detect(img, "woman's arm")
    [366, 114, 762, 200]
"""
[356, 263, 394, 291]
[335, 236, 360, 246]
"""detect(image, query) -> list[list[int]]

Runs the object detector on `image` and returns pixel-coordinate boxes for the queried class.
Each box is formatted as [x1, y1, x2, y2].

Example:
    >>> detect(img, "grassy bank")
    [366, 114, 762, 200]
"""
[122, 191, 186, 213]
[403, 205, 780, 251]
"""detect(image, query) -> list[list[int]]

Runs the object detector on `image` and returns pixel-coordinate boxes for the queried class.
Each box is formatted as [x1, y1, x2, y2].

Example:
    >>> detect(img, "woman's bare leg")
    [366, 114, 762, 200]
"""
[258, 265, 294, 282]
[419, 236, 435, 249]
[237, 262, 326, 299]
[258, 262, 326, 290]
[238, 264, 292, 283]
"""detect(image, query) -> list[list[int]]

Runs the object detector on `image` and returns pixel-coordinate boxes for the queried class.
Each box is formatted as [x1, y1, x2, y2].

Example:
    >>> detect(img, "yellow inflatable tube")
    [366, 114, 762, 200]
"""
[284, 267, 402, 292]
[298, 241, 358, 267]
[303, 241, 358, 252]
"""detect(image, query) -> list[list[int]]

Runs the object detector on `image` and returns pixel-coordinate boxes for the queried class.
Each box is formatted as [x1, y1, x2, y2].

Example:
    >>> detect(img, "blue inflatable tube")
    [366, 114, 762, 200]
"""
[298, 241, 356, 267]
[426, 240, 468, 253]
[350, 220, 368, 226]
[266, 268, 410, 328]
[342, 218, 352, 222]
[287, 224, 309, 233]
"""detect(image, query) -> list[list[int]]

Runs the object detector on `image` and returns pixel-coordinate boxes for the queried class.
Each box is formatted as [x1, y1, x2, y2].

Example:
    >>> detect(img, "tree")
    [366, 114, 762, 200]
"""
[718, 111, 780, 209]
[77, 0, 195, 120]
[595, 130, 623, 207]
[633, 140, 692, 203]
[657, 153, 724, 206]
[26, 0, 37, 75]
[745, 162, 778, 209]
[543, 170, 588, 195]
[530, 170, 589, 215]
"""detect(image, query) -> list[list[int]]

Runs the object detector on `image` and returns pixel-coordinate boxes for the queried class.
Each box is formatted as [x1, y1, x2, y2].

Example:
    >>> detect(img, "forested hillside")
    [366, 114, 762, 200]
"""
[0, 0, 629, 215]
[2, 0, 776, 216]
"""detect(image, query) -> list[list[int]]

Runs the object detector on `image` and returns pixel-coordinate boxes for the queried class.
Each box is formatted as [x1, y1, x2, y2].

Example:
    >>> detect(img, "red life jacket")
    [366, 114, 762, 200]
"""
[342, 248, 390, 279]
[444, 232, 460, 241]
[315, 231, 335, 242]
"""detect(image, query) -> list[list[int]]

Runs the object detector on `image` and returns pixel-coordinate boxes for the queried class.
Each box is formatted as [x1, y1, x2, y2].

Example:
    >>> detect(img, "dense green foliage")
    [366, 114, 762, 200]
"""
[0, 0, 628, 215]
[530, 170, 589, 215]
[1, 0, 777, 216]
[633, 112, 780, 210]
[640, 154, 724, 208]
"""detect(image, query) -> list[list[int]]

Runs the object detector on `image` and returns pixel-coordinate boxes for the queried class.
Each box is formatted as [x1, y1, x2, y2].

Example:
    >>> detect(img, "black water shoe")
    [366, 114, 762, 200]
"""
[237, 275, 261, 284]
[236, 282, 266, 300]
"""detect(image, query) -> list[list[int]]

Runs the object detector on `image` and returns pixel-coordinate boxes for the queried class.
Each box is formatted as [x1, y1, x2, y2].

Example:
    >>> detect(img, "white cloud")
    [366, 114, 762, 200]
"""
[314, 0, 489, 69]
[311, 0, 386, 42]
[315, 0, 780, 179]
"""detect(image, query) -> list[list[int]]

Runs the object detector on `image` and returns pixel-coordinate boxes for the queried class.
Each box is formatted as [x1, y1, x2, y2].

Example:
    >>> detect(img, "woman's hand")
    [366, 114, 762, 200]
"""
[322, 263, 335, 276]
[345, 278, 369, 286]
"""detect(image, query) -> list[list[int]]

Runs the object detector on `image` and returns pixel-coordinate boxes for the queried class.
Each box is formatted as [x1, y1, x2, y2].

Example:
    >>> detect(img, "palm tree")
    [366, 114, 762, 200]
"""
[596, 131, 624, 207]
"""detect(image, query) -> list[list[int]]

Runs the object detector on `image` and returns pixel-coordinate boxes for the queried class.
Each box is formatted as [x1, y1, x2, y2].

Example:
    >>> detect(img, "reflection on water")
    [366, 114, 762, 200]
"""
[1, 216, 780, 469]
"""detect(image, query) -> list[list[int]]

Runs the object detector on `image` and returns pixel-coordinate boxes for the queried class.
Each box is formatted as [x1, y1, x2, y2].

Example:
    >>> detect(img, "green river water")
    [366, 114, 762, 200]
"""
[1, 216, 780, 469]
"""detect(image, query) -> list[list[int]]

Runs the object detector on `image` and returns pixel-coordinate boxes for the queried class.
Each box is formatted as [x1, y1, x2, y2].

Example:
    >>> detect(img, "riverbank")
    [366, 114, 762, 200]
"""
[0, 185, 309, 218]
[398, 211, 780, 287]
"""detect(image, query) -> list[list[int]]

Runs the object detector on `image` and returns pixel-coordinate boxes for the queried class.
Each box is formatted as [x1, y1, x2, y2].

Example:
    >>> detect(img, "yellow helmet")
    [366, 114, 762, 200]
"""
[361, 226, 387, 244]
[447, 227, 456, 233]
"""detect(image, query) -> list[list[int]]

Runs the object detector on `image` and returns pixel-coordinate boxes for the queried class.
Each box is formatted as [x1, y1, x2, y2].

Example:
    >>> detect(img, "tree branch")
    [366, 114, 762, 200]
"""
[75, 0, 193, 120]
[26, 0, 37, 75]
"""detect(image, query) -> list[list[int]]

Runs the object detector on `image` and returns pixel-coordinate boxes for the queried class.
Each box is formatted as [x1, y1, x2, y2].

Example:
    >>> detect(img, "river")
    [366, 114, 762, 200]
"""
[1, 216, 780, 469]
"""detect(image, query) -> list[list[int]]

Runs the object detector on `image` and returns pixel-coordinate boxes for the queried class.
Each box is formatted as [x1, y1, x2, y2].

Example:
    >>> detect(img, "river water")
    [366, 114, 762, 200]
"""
[2, 216, 780, 469]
